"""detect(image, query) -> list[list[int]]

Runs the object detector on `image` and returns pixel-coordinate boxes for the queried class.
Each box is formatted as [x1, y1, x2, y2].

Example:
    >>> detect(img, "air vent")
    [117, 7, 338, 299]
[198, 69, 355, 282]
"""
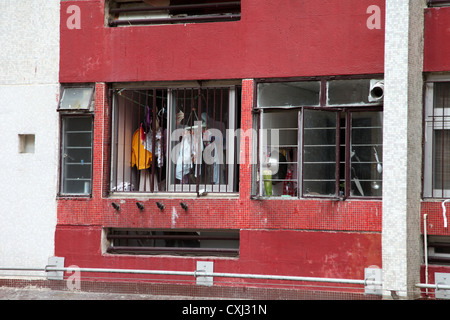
[428, 236, 450, 264]
[106, 228, 240, 257]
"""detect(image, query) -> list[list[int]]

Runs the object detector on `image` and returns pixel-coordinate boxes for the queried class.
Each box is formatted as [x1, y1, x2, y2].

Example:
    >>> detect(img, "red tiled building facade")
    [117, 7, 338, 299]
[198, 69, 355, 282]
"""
[54, 0, 450, 299]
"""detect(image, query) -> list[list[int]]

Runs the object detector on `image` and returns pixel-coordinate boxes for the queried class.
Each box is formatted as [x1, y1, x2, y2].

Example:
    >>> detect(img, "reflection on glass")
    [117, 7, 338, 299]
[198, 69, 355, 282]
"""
[257, 82, 320, 108]
[350, 111, 383, 197]
[60, 87, 94, 110]
[433, 83, 450, 111]
[328, 79, 372, 105]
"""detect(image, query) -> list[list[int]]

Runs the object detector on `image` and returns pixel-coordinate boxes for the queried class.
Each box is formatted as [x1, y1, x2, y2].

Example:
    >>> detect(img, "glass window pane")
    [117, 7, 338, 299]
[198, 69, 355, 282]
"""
[303, 110, 337, 196]
[328, 79, 373, 105]
[422, 81, 450, 197]
[257, 81, 320, 108]
[434, 130, 450, 190]
[350, 112, 383, 197]
[260, 110, 299, 197]
[59, 87, 94, 110]
[433, 82, 450, 111]
[61, 117, 93, 194]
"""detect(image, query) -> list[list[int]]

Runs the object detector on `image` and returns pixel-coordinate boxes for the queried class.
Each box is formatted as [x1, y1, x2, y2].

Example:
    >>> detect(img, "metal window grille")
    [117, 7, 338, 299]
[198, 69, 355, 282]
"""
[106, 229, 240, 257]
[425, 82, 450, 198]
[110, 85, 240, 194]
[60, 116, 93, 196]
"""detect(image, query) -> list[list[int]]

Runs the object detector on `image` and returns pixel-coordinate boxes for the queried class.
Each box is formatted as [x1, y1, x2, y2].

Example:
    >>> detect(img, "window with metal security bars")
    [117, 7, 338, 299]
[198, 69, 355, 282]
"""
[106, 0, 241, 27]
[110, 82, 240, 195]
[106, 229, 240, 257]
[253, 77, 383, 200]
[60, 116, 94, 195]
[424, 81, 450, 198]
[58, 85, 95, 196]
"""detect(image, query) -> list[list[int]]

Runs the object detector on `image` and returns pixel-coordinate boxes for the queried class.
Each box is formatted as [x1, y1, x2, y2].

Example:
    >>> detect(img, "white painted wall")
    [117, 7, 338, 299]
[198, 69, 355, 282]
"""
[0, 1, 60, 277]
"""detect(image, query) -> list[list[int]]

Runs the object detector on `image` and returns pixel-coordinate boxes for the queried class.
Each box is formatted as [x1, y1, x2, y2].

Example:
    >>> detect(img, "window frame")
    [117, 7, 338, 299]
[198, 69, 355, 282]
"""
[58, 84, 95, 197]
[105, 228, 240, 257]
[58, 114, 94, 197]
[423, 79, 450, 198]
[256, 107, 302, 198]
[253, 77, 384, 200]
[58, 84, 95, 112]
[109, 81, 241, 196]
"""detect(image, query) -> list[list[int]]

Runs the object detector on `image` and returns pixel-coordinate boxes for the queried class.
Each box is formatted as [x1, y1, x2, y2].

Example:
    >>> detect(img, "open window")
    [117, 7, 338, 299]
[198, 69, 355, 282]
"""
[254, 78, 383, 199]
[110, 82, 241, 195]
[107, 0, 241, 26]
[58, 85, 95, 112]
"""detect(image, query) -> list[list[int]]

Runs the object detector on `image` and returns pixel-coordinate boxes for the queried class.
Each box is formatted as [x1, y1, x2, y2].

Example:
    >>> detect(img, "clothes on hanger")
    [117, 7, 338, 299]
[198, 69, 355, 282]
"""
[175, 130, 203, 181]
[176, 133, 193, 181]
[203, 129, 224, 185]
[144, 129, 163, 167]
[131, 126, 152, 170]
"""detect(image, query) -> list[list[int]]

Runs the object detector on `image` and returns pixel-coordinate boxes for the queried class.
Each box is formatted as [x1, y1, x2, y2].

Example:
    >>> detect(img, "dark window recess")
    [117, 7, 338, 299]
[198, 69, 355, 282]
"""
[427, 236, 450, 264]
[106, 229, 240, 257]
[428, 0, 450, 6]
[107, 0, 241, 26]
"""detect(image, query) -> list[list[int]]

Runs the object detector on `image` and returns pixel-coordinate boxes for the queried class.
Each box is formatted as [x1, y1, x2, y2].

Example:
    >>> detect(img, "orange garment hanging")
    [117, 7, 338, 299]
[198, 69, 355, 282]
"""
[131, 127, 152, 170]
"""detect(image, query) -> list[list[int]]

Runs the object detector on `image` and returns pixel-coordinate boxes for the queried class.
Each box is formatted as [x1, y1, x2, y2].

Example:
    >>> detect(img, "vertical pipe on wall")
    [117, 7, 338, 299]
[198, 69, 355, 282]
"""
[423, 213, 428, 296]
[442, 199, 450, 228]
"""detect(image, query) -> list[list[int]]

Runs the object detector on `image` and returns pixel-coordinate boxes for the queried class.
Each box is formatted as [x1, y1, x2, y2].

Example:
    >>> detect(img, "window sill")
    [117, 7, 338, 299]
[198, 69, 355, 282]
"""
[103, 252, 240, 260]
[108, 192, 239, 200]
[422, 198, 450, 202]
[251, 195, 382, 201]
[57, 194, 92, 200]
[109, 14, 241, 27]
[250, 195, 298, 200]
